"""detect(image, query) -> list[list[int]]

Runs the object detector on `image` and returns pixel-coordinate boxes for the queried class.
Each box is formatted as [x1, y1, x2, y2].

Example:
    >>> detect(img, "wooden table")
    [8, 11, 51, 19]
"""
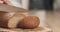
[46, 10, 60, 32]
[0, 26, 51, 32]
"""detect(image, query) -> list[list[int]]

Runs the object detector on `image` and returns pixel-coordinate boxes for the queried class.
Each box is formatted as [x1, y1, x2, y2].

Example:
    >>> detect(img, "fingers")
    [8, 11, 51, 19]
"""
[0, 0, 4, 3]
[0, 0, 7, 4]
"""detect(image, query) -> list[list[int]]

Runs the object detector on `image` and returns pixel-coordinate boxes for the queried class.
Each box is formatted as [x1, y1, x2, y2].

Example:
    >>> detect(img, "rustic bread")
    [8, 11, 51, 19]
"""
[0, 11, 40, 29]
[8, 14, 25, 28]
[17, 16, 40, 29]
[0, 11, 25, 28]
[0, 11, 15, 28]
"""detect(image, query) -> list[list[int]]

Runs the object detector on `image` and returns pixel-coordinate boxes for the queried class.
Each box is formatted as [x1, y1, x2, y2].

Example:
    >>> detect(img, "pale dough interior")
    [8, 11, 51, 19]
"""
[8, 16, 24, 28]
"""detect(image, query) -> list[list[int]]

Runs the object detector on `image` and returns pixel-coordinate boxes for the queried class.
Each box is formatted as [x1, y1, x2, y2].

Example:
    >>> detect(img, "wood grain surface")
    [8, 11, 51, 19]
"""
[46, 10, 60, 32]
[0, 26, 51, 32]
[0, 4, 29, 12]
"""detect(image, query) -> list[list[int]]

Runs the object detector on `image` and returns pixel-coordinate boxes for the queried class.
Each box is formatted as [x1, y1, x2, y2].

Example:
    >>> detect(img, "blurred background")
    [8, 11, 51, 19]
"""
[0, 0, 60, 32]
[0, 0, 55, 10]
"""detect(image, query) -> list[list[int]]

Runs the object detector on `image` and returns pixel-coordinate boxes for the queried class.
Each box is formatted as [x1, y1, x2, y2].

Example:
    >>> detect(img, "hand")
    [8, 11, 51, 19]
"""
[0, 0, 7, 4]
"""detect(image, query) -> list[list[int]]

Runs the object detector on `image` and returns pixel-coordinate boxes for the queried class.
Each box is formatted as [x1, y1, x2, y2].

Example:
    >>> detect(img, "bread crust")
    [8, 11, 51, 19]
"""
[0, 11, 15, 28]
[18, 16, 40, 29]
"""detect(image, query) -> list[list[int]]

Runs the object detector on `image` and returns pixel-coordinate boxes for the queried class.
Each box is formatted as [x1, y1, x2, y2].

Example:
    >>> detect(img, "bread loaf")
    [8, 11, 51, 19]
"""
[17, 16, 40, 29]
[0, 11, 40, 29]
[0, 11, 15, 28]
[8, 14, 25, 28]
[0, 11, 25, 28]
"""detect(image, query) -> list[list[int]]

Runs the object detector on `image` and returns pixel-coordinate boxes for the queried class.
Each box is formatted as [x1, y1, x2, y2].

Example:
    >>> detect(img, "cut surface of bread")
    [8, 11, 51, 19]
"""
[8, 14, 25, 28]
[0, 11, 15, 28]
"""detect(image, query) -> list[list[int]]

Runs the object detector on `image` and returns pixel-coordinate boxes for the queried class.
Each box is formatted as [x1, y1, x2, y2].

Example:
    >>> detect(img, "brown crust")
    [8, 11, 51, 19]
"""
[0, 11, 9, 28]
[18, 16, 40, 29]
[0, 11, 26, 28]
[0, 11, 15, 28]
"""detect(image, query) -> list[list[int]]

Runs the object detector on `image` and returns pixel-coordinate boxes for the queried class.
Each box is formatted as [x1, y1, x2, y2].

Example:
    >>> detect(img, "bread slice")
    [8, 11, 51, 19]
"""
[0, 11, 25, 28]
[0, 11, 15, 28]
[8, 14, 25, 28]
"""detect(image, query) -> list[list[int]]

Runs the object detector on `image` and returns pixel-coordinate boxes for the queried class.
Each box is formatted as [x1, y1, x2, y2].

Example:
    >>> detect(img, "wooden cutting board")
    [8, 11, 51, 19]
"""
[0, 4, 29, 12]
[0, 26, 52, 32]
